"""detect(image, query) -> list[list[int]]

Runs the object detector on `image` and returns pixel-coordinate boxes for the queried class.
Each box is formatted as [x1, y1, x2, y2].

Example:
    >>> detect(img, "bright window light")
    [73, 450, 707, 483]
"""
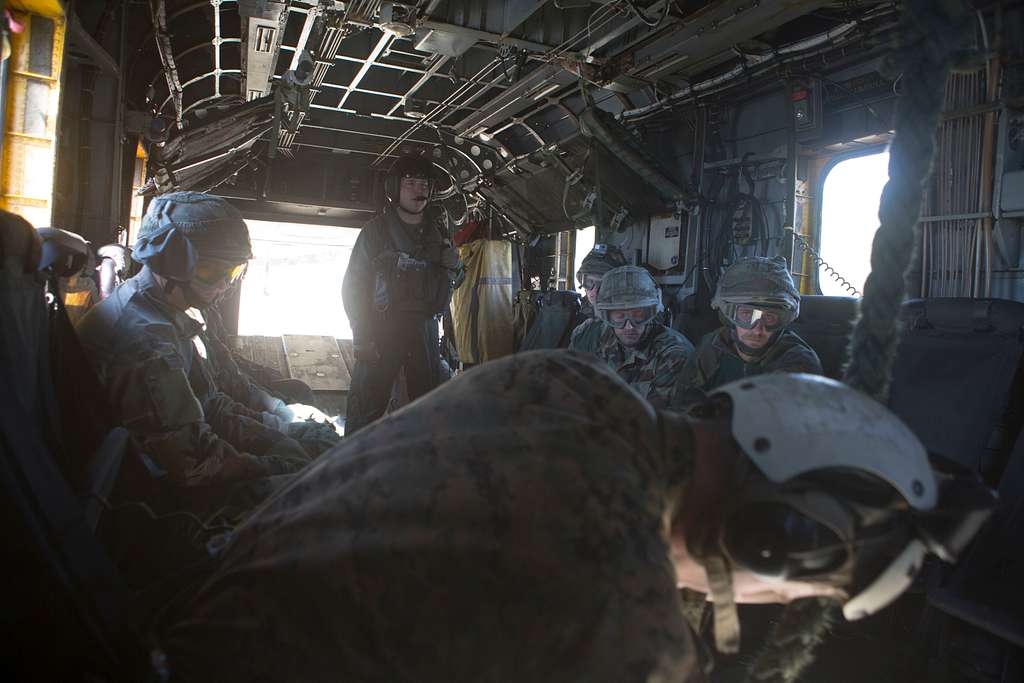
[573, 225, 596, 286]
[819, 151, 890, 296]
[238, 220, 361, 338]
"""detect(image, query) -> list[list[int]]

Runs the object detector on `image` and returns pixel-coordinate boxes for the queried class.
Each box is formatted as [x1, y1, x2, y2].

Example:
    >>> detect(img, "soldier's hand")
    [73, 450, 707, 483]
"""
[440, 246, 461, 270]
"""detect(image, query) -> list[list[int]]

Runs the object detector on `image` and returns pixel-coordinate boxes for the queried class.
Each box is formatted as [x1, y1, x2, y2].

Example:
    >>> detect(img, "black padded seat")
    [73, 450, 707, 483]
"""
[789, 295, 859, 379]
[674, 292, 720, 347]
[930, 427, 1024, 650]
[889, 298, 1024, 476]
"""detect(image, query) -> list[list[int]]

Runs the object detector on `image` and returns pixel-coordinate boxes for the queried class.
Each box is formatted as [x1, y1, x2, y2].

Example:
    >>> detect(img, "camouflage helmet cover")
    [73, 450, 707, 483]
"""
[595, 265, 662, 312]
[576, 243, 627, 284]
[133, 191, 252, 281]
[712, 256, 800, 315]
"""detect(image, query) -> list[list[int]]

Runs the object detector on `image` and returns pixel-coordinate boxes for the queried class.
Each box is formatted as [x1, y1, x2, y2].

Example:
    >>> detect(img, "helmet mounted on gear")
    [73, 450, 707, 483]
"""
[695, 373, 995, 652]
[594, 265, 663, 329]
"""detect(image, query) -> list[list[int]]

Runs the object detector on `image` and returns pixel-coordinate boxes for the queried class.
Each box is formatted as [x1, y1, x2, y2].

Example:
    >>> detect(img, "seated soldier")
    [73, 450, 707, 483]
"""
[570, 265, 693, 408]
[156, 350, 991, 683]
[671, 256, 821, 409]
[569, 243, 627, 355]
[76, 192, 314, 520]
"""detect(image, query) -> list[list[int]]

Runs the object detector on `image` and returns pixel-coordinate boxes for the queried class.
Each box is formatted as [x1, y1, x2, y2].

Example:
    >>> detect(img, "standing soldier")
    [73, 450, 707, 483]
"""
[572, 265, 693, 407]
[671, 256, 821, 409]
[342, 155, 461, 435]
[569, 243, 627, 354]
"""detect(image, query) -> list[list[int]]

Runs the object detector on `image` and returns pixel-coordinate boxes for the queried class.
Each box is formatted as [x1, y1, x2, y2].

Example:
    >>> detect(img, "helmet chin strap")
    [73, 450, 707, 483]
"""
[731, 326, 781, 359]
[704, 554, 741, 654]
[161, 277, 212, 309]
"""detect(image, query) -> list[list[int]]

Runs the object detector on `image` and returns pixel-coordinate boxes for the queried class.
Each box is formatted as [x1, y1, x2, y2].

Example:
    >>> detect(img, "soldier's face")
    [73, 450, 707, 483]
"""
[735, 320, 772, 349]
[581, 275, 602, 305]
[610, 309, 649, 347]
[398, 177, 431, 215]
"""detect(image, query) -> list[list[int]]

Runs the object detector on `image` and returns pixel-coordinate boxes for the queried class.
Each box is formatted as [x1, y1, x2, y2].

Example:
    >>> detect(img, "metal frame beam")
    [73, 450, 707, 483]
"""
[337, 30, 393, 111]
[67, 11, 119, 78]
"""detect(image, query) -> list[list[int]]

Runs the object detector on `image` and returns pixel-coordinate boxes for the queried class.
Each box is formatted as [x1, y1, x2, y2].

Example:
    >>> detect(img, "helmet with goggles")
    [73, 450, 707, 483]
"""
[576, 243, 627, 289]
[133, 192, 252, 295]
[697, 373, 995, 651]
[712, 256, 800, 332]
[595, 265, 663, 329]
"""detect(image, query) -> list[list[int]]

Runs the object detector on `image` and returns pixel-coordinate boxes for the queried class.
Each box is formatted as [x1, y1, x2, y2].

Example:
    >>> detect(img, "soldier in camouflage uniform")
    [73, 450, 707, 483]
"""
[670, 256, 821, 409]
[157, 349, 990, 683]
[571, 265, 693, 407]
[569, 242, 628, 355]
[76, 192, 312, 519]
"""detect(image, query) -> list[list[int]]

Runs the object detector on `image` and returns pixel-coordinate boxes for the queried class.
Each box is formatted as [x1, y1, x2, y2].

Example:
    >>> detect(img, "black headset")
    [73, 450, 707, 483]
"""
[720, 500, 850, 581]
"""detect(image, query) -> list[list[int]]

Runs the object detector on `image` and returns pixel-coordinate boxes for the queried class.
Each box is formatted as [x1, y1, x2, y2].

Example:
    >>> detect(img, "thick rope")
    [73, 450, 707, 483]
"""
[744, 2, 971, 682]
[745, 598, 836, 683]
[842, 0, 971, 402]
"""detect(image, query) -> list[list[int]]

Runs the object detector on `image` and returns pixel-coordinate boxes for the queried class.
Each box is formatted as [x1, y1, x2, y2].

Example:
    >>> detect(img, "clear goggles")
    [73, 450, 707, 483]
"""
[721, 303, 795, 332]
[193, 258, 247, 287]
[580, 275, 603, 291]
[603, 306, 658, 330]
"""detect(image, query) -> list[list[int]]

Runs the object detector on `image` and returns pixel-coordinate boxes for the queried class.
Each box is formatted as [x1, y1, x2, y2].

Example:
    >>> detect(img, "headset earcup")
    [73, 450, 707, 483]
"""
[135, 228, 197, 281]
[721, 504, 792, 580]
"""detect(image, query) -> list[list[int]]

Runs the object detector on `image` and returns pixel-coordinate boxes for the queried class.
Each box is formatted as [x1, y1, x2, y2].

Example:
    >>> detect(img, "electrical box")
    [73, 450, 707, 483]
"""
[647, 214, 684, 270]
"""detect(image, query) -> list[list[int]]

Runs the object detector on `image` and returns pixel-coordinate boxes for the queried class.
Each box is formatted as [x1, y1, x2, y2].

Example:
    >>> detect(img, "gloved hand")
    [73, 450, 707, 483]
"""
[440, 246, 461, 270]
[286, 403, 332, 424]
[261, 411, 288, 432]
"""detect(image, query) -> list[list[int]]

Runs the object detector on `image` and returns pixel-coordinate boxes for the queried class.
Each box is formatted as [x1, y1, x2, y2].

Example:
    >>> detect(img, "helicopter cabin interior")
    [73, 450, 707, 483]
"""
[1, 0, 1023, 681]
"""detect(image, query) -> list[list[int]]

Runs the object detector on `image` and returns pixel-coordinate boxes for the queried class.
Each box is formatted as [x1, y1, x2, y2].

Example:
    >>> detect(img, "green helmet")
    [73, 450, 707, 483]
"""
[712, 256, 800, 330]
[575, 243, 627, 285]
[595, 265, 662, 315]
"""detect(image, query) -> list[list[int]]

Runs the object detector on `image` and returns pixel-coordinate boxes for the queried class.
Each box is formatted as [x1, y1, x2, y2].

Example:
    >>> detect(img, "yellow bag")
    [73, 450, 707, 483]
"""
[451, 240, 514, 364]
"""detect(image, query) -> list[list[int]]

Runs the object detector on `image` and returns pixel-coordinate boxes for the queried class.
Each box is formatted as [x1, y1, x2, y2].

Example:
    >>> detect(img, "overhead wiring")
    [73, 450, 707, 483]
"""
[623, 0, 670, 29]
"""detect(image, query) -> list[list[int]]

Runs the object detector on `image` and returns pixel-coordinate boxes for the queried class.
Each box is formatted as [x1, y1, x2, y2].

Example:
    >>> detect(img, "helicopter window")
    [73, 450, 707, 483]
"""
[238, 220, 361, 338]
[818, 150, 890, 296]
[572, 225, 596, 285]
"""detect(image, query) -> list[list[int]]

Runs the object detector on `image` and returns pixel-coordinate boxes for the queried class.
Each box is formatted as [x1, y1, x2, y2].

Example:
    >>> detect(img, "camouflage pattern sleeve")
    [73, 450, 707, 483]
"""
[568, 317, 603, 354]
[104, 326, 309, 486]
[668, 348, 709, 412]
[647, 334, 693, 409]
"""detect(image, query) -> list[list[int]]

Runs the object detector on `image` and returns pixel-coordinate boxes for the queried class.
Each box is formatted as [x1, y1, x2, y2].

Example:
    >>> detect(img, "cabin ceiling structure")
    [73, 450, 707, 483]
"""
[113, 0, 901, 230]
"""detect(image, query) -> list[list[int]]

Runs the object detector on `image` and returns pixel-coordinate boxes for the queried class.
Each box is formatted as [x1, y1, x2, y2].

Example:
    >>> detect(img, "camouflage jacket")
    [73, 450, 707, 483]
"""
[76, 268, 311, 490]
[573, 319, 694, 408]
[669, 327, 822, 409]
[568, 301, 603, 355]
[159, 350, 706, 683]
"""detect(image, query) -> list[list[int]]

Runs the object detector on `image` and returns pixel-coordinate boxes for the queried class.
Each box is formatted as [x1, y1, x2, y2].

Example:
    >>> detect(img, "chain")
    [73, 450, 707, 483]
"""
[784, 226, 861, 296]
